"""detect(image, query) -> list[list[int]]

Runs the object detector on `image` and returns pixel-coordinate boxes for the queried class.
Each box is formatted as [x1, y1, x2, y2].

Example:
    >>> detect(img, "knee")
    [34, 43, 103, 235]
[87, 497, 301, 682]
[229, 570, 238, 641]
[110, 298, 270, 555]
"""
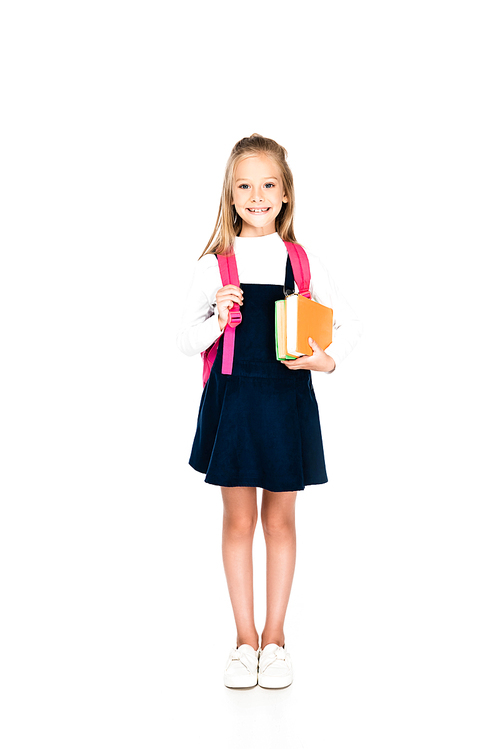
[261, 514, 295, 539]
[224, 511, 258, 538]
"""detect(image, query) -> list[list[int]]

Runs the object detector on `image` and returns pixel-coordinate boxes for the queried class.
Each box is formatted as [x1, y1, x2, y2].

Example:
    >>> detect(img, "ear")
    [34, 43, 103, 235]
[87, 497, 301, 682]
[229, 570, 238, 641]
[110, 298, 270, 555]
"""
[282, 195, 288, 203]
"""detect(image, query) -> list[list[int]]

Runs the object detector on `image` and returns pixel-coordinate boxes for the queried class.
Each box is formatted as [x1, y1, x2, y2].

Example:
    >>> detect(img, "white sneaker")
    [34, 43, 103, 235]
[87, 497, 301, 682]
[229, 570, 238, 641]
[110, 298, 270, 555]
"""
[258, 643, 293, 688]
[224, 644, 259, 688]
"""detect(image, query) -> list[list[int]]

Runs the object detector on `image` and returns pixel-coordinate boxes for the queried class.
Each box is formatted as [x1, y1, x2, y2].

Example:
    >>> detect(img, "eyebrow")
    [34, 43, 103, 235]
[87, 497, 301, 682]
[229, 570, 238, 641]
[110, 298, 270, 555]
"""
[235, 176, 279, 182]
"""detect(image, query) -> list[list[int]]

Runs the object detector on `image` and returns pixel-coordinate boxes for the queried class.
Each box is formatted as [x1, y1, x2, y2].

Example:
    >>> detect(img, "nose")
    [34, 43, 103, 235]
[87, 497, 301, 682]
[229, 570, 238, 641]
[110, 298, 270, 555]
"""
[251, 189, 264, 202]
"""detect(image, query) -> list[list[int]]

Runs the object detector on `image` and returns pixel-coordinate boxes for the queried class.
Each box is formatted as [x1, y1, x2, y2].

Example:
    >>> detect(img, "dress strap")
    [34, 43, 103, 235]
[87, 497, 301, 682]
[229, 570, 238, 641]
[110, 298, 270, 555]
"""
[284, 255, 294, 296]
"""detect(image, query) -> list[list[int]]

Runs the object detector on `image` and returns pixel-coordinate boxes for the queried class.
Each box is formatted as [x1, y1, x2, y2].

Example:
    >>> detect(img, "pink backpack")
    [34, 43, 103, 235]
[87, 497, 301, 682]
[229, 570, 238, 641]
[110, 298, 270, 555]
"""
[201, 242, 311, 387]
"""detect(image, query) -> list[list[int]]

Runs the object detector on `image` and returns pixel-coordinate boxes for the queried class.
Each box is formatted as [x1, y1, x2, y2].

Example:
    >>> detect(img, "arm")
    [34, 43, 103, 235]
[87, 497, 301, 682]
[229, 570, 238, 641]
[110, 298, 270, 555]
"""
[176, 256, 244, 356]
[176, 256, 222, 357]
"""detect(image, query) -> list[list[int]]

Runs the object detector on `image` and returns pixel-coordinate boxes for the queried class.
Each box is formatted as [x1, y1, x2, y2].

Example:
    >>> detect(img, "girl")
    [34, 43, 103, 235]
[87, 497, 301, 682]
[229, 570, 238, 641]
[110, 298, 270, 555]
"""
[177, 134, 362, 689]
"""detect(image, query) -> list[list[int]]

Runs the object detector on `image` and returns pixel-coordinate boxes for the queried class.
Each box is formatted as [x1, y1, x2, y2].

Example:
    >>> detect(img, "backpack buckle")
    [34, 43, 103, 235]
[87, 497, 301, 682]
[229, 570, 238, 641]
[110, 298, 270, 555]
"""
[227, 307, 242, 328]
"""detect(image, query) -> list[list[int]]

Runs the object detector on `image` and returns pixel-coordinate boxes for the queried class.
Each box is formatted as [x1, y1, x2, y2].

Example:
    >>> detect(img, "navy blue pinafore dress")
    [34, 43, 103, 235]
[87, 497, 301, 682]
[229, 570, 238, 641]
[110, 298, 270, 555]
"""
[189, 257, 328, 492]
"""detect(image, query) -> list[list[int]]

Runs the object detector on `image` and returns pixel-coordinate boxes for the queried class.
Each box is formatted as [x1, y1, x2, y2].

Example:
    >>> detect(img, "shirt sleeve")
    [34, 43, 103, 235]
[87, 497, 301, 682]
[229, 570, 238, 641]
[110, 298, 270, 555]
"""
[308, 252, 363, 370]
[176, 256, 223, 356]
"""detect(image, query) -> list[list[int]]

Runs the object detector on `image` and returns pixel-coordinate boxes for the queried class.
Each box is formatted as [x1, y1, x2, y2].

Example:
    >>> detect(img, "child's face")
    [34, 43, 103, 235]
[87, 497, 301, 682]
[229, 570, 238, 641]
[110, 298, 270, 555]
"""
[232, 154, 288, 237]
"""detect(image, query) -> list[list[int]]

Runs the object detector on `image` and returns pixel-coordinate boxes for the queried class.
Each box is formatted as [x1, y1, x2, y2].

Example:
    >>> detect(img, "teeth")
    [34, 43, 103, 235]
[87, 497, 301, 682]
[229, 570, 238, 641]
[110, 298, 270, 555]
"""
[248, 208, 269, 213]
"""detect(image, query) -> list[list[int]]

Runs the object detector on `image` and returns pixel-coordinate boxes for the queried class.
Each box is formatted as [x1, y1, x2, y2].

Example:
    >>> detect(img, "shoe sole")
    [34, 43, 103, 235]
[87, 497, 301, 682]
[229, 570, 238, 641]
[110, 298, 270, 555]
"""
[258, 674, 293, 689]
[224, 673, 258, 688]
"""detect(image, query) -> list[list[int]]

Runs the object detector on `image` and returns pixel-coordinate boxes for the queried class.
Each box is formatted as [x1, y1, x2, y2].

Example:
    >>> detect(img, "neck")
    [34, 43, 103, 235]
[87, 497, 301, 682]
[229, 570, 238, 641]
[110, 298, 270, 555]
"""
[238, 224, 277, 238]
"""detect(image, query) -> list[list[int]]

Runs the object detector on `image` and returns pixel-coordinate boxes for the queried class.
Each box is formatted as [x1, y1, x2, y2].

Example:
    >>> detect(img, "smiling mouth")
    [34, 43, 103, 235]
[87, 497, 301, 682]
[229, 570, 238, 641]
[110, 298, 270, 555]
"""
[247, 207, 270, 214]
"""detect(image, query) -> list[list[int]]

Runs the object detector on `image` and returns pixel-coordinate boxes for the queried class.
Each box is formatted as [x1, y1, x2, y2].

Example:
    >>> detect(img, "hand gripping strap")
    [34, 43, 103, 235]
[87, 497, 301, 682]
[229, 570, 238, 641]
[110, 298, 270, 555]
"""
[283, 242, 311, 298]
[217, 249, 241, 375]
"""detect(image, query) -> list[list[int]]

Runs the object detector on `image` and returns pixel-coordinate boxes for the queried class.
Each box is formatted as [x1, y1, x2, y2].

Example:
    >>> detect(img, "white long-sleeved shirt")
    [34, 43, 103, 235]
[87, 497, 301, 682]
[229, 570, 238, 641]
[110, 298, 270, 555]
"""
[176, 232, 362, 368]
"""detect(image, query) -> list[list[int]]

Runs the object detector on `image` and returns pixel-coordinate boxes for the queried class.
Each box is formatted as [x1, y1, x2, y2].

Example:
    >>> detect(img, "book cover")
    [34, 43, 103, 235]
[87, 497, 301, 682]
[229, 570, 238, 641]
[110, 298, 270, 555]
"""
[286, 294, 333, 356]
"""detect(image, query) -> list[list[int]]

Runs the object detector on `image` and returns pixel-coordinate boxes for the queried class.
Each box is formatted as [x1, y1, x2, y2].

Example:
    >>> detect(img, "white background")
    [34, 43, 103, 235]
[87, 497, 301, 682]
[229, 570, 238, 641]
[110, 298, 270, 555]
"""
[1, 1, 499, 747]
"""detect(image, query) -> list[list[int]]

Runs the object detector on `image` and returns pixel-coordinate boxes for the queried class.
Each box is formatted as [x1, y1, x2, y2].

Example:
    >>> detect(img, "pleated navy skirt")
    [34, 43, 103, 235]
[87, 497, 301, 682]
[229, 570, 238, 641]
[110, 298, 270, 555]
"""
[189, 261, 328, 492]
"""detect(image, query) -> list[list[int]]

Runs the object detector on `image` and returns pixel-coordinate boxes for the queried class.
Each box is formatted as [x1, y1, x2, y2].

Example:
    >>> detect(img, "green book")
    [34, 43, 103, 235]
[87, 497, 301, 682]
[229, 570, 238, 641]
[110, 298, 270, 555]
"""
[275, 299, 296, 361]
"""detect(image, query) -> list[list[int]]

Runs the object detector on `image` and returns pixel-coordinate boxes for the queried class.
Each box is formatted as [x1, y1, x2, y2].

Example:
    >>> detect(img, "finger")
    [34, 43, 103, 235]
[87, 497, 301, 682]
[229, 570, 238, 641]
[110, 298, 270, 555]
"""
[218, 289, 244, 302]
[281, 356, 309, 369]
[308, 337, 323, 353]
[217, 293, 243, 306]
[221, 285, 244, 300]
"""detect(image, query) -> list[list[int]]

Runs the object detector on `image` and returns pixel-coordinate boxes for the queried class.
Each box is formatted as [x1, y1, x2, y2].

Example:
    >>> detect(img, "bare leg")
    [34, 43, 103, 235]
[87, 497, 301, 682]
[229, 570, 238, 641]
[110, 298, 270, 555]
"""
[221, 486, 259, 651]
[260, 490, 297, 650]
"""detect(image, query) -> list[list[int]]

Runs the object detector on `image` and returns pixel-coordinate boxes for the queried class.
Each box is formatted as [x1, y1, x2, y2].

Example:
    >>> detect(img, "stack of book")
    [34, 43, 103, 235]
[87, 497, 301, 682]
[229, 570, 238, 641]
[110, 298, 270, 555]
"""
[275, 293, 333, 360]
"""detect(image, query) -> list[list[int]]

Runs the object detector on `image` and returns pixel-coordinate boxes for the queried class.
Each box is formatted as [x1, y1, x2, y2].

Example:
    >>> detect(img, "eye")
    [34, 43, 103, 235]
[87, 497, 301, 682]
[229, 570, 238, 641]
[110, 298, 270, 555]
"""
[264, 183, 276, 188]
[238, 183, 250, 189]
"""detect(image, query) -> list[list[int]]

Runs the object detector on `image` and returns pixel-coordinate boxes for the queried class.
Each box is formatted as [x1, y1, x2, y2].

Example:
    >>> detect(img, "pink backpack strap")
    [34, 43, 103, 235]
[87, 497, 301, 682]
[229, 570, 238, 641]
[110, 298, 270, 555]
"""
[283, 242, 311, 298]
[217, 249, 242, 375]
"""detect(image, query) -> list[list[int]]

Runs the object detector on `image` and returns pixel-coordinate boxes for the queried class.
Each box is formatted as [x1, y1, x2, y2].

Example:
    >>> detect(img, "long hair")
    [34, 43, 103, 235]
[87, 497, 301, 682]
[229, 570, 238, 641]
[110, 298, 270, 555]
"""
[199, 134, 297, 258]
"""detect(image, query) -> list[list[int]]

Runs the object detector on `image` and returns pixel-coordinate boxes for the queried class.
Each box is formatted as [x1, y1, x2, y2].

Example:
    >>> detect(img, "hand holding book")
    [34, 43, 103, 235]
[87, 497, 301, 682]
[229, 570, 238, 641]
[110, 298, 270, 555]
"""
[280, 337, 336, 373]
[275, 292, 336, 372]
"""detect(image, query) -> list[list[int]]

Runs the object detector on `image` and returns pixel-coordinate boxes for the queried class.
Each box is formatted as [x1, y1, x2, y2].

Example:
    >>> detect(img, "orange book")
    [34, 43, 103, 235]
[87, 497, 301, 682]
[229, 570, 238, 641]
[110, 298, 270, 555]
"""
[286, 294, 333, 356]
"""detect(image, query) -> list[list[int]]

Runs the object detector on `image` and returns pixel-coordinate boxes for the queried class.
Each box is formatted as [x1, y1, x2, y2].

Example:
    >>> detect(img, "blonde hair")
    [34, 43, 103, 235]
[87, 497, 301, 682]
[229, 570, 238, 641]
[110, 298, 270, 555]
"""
[199, 133, 297, 258]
